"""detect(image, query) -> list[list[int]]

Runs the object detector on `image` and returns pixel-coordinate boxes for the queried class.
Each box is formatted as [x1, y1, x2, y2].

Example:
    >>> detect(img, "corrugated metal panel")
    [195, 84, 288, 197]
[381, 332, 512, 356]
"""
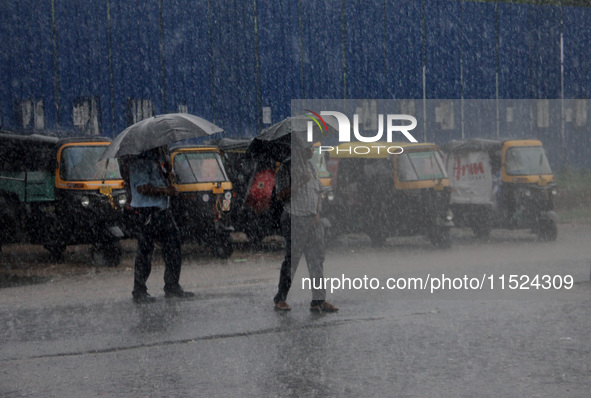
[424, 0, 462, 144]
[344, 0, 386, 98]
[209, 0, 258, 137]
[0, 1, 20, 130]
[161, 0, 213, 121]
[527, 5, 561, 99]
[497, 3, 530, 99]
[299, 0, 344, 99]
[564, 7, 591, 98]
[524, 7, 562, 166]
[564, 8, 591, 168]
[461, 1, 497, 99]
[35, 0, 57, 131]
[257, 0, 301, 128]
[460, 2, 498, 141]
[384, 0, 423, 99]
[54, 0, 111, 135]
[425, 0, 461, 100]
[109, 0, 162, 135]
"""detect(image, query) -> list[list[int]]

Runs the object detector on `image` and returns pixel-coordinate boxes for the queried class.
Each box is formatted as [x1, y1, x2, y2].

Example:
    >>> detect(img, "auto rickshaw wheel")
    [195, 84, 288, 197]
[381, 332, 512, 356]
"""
[211, 237, 233, 259]
[471, 223, 491, 239]
[44, 244, 66, 262]
[428, 227, 452, 249]
[246, 228, 265, 246]
[91, 240, 123, 267]
[537, 220, 558, 241]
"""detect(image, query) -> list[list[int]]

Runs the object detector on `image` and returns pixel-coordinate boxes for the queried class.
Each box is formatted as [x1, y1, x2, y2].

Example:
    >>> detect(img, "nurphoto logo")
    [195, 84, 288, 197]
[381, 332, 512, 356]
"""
[305, 110, 419, 155]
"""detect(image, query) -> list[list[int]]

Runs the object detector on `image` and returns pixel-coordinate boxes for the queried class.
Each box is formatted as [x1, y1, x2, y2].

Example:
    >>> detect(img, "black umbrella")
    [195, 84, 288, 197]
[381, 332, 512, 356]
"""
[247, 114, 339, 162]
[100, 113, 223, 159]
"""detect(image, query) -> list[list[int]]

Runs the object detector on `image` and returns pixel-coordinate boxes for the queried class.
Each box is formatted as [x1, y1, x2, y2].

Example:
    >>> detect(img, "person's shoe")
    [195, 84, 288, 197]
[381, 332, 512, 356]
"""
[164, 287, 195, 299]
[310, 301, 339, 312]
[274, 301, 291, 311]
[132, 292, 156, 304]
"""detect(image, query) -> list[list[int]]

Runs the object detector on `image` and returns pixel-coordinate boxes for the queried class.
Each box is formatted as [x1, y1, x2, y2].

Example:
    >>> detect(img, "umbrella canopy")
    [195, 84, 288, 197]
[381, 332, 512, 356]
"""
[247, 114, 339, 162]
[100, 113, 223, 159]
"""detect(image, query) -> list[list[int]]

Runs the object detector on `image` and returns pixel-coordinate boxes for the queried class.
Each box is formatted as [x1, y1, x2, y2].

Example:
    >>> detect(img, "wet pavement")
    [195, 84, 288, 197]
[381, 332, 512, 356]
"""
[1, 225, 591, 397]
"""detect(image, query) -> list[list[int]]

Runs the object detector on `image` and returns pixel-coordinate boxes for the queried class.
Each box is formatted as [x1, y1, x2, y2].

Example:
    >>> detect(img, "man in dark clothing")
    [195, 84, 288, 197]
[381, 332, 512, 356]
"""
[273, 143, 338, 312]
[129, 146, 194, 303]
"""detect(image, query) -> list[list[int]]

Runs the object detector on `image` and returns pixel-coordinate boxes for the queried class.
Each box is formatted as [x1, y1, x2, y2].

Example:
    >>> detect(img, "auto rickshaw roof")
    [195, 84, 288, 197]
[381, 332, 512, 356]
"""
[0, 132, 116, 172]
[56, 136, 113, 147]
[215, 137, 253, 152]
[440, 138, 543, 155]
[168, 144, 220, 153]
[0, 131, 60, 172]
[329, 141, 440, 159]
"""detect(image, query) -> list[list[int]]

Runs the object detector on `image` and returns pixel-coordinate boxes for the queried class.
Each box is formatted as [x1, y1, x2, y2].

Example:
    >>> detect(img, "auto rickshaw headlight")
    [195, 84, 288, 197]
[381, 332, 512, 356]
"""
[446, 210, 453, 221]
[202, 194, 210, 202]
[327, 191, 335, 201]
[117, 194, 127, 206]
[81, 196, 90, 207]
[551, 188, 557, 196]
[524, 189, 532, 197]
[224, 191, 232, 200]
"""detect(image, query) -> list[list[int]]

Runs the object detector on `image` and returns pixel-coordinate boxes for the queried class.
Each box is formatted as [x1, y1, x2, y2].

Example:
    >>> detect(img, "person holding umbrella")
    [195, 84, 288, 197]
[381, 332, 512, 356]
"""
[272, 140, 338, 312]
[247, 114, 339, 312]
[100, 113, 224, 303]
[128, 145, 194, 303]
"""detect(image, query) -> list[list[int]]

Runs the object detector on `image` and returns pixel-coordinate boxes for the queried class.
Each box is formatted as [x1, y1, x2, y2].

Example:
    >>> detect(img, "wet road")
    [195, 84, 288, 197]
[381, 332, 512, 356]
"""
[2, 225, 591, 397]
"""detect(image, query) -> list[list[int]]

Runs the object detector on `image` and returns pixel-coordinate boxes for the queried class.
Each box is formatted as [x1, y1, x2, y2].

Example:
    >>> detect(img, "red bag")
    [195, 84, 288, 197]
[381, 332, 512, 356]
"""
[245, 169, 275, 213]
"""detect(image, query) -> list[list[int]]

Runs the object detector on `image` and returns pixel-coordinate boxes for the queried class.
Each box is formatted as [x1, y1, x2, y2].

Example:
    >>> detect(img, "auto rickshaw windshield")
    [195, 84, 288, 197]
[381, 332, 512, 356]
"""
[397, 150, 447, 182]
[505, 146, 552, 176]
[60, 146, 121, 181]
[174, 152, 228, 183]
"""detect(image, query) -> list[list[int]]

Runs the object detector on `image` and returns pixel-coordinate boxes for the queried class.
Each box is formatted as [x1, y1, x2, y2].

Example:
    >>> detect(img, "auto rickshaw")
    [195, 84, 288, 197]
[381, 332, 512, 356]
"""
[217, 138, 283, 245]
[326, 142, 454, 247]
[0, 132, 127, 265]
[442, 138, 557, 240]
[169, 144, 234, 258]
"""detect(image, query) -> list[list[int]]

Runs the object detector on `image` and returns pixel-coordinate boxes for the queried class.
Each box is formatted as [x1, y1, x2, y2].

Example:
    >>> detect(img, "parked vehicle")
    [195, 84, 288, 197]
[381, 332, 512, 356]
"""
[169, 144, 234, 258]
[217, 138, 282, 244]
[0, 132, 127, 265]
[442, 138, 557, 240]
[326, 142, 453, 247]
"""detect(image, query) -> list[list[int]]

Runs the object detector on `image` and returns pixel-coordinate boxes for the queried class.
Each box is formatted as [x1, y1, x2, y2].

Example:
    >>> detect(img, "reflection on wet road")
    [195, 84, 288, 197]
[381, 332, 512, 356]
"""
[2, 225, 591, 396]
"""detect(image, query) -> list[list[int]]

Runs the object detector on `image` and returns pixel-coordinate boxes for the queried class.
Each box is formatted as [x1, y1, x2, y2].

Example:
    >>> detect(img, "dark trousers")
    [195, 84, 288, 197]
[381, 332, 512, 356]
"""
[274, 211, 326, 306]
[133, 207, 182, 294]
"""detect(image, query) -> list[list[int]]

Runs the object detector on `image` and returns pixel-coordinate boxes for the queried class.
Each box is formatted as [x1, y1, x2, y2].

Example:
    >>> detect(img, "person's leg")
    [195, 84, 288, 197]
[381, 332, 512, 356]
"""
[133, 210, 156, 296]
[274, 211, 292, 304]
[158, 210, 184, 293]
[274, 212, 306, 305]
[303, 220, 327, 307]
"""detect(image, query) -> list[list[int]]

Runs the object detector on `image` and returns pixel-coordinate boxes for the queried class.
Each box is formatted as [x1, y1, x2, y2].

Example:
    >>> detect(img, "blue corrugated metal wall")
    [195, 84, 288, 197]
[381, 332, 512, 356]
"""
[2, 0, 591, 168]
[385, 0, 423, 99]
[564, 7, 591, 167]
[258, 0, 301, 129]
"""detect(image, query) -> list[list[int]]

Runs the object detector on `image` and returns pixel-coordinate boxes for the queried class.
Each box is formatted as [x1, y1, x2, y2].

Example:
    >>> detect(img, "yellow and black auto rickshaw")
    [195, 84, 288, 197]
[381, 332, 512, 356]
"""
[169, 145, 234, 258]
[0, 132, 128, 265]
[442, 138, 557, 240]
[326, 142, 454, 247]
